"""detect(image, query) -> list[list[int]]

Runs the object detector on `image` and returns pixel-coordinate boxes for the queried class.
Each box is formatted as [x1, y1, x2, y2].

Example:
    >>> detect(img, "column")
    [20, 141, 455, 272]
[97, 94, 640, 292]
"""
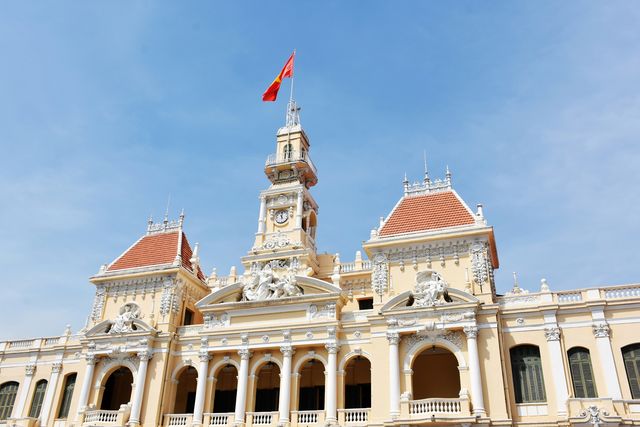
[129, 351, 152, 426]
[544, 326, 569, 416]
[463, 326, 486, 417]
[75, 354, 97, 422]
[257, 196, 267, 234]
[14, 364, 36, 418]
[386, 332, 400, 419]
[593, 322, 622, 399]
[193, 352, 211, 426]
[40, 362, 63, 424]
[295, 190, 304, 228]
[278, 346, 294, 423]
[234, 349, 252, 425]
[325, 343, 339, 424]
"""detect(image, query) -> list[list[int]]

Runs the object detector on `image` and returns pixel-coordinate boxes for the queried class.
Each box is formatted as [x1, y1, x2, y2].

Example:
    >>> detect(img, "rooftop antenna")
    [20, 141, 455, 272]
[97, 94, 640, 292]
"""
[164, 194, 171, 225]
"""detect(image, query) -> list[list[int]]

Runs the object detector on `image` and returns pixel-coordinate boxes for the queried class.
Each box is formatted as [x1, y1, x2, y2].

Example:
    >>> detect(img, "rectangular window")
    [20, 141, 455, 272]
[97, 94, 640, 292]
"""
[183, 308, 194, 326]
[357, 298, 373, 310]
[28, 380, 48, 418]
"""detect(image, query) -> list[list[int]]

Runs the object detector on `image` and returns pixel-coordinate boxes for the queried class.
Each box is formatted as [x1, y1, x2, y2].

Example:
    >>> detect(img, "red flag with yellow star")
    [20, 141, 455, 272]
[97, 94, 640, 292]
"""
[262, 52, 295, 102]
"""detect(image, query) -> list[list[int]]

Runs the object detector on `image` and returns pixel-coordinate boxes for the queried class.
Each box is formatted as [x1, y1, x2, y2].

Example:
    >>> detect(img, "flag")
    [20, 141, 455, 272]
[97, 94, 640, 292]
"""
[262, 52, 295, 102]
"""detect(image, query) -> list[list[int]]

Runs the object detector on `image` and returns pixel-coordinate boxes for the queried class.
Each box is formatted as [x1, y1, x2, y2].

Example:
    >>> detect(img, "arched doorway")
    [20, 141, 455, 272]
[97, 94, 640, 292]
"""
[412, 347, 460, 399]
[100, 367, 133, 410]
[255, 362, 280, 412]
[213, 364, 238, 413]
[344, 357, 371, 409]
[174, 367, 198, 414]
[298, 359, 325, 411]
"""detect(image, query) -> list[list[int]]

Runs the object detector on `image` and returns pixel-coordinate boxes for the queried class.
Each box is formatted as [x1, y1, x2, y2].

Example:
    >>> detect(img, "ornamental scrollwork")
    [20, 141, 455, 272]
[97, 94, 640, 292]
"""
[203, 312, 230, 328]
[470, 242, 489, 284]
[403, 330, 464, 350]
[90, 286, 107, 323]
[371, 253, 389, 297]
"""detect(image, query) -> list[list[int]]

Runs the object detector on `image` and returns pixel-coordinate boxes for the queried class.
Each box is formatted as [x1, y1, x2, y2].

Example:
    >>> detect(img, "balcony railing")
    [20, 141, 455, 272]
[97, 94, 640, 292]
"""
[401, 397, 471, 421]
[85, 410, 119, 424]
[338, 408, 370, 425]
[205, 412, 234, 426]
[291, 410, 325, 425]
[246, 411, 278, 426]
[265, 151, 317, 176]
[163, 414, 192, 427]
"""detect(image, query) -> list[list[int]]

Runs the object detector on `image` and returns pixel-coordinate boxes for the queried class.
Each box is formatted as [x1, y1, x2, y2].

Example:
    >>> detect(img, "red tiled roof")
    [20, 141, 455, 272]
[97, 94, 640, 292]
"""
[108, 230, 205, 280]
[379, 191, 476, 237]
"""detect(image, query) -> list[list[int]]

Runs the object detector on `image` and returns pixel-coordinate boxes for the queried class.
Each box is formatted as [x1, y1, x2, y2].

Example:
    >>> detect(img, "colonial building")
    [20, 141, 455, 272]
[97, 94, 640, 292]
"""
[1, 102, 640, 427]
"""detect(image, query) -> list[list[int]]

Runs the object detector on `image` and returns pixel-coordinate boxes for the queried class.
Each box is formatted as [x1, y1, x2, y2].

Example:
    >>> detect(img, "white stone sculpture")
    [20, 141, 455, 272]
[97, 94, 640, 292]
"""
[413, 269, 451, 307]
[109, 302, 141, 334]
[242, 264, 303, 301]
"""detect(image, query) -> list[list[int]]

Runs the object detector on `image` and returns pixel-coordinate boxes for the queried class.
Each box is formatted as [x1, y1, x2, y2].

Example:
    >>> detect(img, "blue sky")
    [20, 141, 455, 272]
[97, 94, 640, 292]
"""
[1, 2, 639, 339]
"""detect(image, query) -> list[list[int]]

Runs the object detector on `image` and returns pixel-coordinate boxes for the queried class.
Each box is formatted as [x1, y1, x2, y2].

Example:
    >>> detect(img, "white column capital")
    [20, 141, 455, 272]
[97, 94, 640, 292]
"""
[463, 326, 479, 339]
[238, 348, 253, 360]
[280, 345, 295, 357]
[386, 331, 400, 345]
[325, 342, 340, 354]
[138, 350, 153, 362]
[51, 362, 63, 373]
[25, 364, 36, 376]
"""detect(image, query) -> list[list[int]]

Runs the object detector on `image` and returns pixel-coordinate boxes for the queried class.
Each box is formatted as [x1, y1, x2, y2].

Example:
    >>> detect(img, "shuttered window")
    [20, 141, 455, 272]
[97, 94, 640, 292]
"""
[28, 380, 48, 418]
[622, 343, 640, 399]
[568, 348, 597, 398]
[510, 345, 546, 403]
[0, 382, 19, 420]
[57, 374, 76, 419]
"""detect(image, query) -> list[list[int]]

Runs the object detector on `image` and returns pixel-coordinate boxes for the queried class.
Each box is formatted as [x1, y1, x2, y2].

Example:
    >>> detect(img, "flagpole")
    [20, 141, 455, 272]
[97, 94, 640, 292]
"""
[289, 49, 296, 103]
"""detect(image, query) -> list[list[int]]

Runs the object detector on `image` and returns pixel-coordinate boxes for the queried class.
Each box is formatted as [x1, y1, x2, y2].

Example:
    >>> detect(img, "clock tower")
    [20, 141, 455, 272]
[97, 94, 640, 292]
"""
[241, 100, 320, 275]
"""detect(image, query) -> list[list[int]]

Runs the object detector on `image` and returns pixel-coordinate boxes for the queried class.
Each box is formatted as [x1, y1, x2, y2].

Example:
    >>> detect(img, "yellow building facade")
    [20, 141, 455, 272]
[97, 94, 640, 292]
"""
[1, 105, 640, 427]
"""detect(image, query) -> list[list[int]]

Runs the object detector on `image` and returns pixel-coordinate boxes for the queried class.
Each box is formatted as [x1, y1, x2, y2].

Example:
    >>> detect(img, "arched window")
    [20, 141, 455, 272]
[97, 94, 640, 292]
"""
[344, 357, 371, 409]
[510, 345, 546, 403]
[622, 343, 640, 399]
[0, 382, 19, 420]
[568, 348, 597, 398]
[28, 380, 48, 418]
[57, 373, 76, 419]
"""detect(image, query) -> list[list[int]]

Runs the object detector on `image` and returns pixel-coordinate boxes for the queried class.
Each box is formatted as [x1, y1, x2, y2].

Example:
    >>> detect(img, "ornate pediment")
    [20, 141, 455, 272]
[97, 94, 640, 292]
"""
[196, 275, 342, 308]
[85, 302, 156, 337]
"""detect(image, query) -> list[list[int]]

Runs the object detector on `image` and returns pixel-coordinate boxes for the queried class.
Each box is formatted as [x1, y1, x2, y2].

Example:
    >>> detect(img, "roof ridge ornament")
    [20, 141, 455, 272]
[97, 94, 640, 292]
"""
[146, 210, 185, 235]
[404, 166, 453, 196]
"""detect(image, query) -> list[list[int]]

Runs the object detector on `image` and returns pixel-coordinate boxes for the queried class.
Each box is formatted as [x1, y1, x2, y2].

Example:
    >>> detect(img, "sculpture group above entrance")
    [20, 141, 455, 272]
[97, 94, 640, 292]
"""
[241, 262, 304, 301]
[412, 270, 452, 307]
[109, 302, 142, 334]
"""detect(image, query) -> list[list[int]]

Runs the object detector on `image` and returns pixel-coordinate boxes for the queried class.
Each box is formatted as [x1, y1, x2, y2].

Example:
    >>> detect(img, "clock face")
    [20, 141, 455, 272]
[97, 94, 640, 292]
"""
[275, 210, 289, 224]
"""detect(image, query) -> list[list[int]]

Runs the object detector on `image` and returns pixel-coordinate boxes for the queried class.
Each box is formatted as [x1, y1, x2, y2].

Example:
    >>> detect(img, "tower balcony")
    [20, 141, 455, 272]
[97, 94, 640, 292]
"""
[265, 150, 317, 185]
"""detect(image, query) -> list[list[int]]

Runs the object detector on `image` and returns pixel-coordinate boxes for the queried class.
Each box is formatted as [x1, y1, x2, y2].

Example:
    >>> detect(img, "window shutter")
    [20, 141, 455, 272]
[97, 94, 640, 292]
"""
[623, 345, 640, 399]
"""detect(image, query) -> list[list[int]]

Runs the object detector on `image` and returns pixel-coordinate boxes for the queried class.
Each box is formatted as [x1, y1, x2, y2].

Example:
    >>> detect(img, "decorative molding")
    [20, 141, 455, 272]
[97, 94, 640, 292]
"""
[441, 310, 475, 323]
[371, 253, 389, 297]
[470, 242, 489, 284]
[404, 330, 464, 350]
[579, 406, 609, 424]
[25, 364, 36, 376]
[160, 279, 178, 318]
[203, 313, 229, 328]
[593, 322, 610, 338]
[90, 286, 107, 323]
[544, 326, 561, 341]
[307, 303, 336, 320]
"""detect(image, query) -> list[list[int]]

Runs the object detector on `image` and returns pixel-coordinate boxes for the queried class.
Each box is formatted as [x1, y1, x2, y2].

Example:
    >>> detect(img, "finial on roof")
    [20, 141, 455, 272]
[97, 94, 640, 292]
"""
[512, 272, 521, 292]
[164, 195, 171, 225]
[540, 278, 550, 293]
[403, 173, 409, 195]
[179, 209, 185, 228]
[445, 165, 452, 186]
[423, 151, 431, 185]
[190, 242, 200, 272]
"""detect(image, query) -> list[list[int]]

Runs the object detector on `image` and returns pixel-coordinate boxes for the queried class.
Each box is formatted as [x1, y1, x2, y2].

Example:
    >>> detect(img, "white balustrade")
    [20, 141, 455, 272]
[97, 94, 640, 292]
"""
[84, 410, 119, 424]
[45, 337, 60, 345]
[409, 398, 462, 415]
[207, 412, 232, 426]
[557, 292, 582, 303]
[9, 339, 34, 348]
[164, 414, 189, 427]
[295, 410, 321, 423]
[605, 285, 640, 299]
[340, 408, 370, 424]
[251, 412, 275, 425]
